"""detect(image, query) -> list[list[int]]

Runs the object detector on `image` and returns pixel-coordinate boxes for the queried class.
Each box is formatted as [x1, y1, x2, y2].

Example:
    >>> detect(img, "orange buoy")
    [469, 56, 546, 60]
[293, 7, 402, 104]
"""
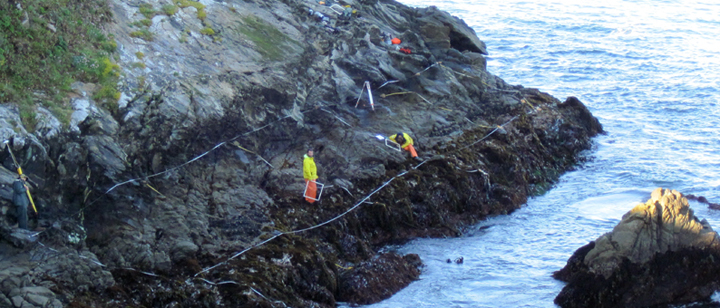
[391, 38, 401, 44]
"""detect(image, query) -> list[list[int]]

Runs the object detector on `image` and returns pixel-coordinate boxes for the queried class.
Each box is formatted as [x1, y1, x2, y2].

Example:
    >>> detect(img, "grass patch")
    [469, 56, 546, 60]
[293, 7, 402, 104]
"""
[162, 4, 179, 16]
[176, 0, 206, 21]
[176, 0, 205, 11]
[135, 51, 144, 59]
[130, 20, 152, 27]
[130, 28, 154, 41]
[0, 0, 119, 129]
[236, 15, 296, 61]
[138, 3, 157, 19]
[200, 27, 215, 36]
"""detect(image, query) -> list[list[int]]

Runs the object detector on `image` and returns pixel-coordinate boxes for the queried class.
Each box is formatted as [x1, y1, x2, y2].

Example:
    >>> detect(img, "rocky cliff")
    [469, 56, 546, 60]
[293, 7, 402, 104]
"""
[554, 188, 720, 308]
[0, 0, 602, 306]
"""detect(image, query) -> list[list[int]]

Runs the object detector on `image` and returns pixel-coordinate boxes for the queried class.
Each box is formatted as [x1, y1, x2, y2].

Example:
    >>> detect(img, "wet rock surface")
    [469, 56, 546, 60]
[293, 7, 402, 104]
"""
[0, 0, 603, 306]
[554, 188, 720, 308]
[338, 252, 422, 304]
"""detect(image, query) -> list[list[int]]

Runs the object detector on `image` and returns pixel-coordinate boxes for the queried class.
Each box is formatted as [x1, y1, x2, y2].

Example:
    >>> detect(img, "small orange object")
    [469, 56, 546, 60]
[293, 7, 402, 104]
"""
[391, 38, 401, 44]
[304, 180, 317, 203]
[404, 144, 418, 158]
[399, 47, 412, 54]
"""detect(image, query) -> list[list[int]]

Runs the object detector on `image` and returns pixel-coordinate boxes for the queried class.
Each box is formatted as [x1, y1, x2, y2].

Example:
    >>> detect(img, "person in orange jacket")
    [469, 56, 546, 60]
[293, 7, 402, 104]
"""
[303, 149, 319, 203]
[389, 132, 419, 159]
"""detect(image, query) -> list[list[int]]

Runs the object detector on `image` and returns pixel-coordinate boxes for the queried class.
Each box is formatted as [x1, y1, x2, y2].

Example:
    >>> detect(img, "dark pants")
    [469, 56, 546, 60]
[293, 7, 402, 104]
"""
[16, 204, 27, 230]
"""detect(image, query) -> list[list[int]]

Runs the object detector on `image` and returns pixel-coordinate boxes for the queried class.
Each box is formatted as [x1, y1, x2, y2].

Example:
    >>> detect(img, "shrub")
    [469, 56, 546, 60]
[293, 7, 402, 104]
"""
[200, 27, 215, 35]
[130, 29, 154, 41]
[176, 0, 206, 20]
[162, 4, 179, 16]
[139, 3, 157, 19]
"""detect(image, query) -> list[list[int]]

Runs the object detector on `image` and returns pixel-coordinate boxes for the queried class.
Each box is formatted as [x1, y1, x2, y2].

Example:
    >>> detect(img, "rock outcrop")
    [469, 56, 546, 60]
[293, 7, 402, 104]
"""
[554, 188, 720, 308]
[0, 0, 603, 306]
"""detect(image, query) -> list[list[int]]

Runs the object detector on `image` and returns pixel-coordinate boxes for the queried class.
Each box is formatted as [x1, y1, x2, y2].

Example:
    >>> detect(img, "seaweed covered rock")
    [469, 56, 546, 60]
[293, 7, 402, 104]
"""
[338, 252, 422, 304]
[554, 188, 720, 308]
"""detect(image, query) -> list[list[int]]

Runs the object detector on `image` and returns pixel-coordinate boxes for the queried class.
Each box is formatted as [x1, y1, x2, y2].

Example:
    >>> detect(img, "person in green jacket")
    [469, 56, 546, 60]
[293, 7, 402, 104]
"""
[303, 149, 319, 203]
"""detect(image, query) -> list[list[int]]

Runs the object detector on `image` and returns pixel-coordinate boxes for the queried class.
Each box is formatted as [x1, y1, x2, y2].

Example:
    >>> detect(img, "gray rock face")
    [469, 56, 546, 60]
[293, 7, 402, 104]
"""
[555, 188, 720, 308]
[0, 221, 114, 307]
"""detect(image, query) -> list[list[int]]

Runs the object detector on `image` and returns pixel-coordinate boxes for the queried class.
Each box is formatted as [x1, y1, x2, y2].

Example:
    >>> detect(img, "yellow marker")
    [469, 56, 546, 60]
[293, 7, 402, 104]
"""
[17, 167, 37, 214]
[145, 182, 166, 198]
[381, 91, 412, 98]
[335, 263, 353, 270]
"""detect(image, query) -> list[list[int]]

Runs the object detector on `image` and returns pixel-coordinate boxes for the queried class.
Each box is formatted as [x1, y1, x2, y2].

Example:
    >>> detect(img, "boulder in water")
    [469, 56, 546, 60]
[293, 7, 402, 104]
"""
[554, 188, 720, 308]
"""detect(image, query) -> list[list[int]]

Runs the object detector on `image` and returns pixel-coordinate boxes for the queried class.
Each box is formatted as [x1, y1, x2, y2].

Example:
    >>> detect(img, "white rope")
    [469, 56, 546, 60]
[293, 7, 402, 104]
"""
[192, 108, 524, 281]
[414, 63, 439, 76]
[378, 80, 400, 89]
[27, 72, 532, 289]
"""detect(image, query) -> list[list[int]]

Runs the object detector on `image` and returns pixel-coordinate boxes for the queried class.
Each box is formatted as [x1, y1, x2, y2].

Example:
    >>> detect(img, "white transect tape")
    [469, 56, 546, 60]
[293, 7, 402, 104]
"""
[28, 62, 529, 288]
[195, 105, 522, 282]
[378, 80, 399, 89]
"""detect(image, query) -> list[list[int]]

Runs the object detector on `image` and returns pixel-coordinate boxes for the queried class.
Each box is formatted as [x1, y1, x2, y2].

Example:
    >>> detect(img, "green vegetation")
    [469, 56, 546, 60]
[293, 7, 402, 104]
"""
[129, 5, 156, 42]
[162, 4, 179, 16]
[129, 19, 152, 28]
[130, 28, 154, 41]
[176, 0, 206, 20]
[0, 0, 119, 128]
[176, 0, 205, 11]
[135, 51, 144, 59]
[197, 10, 207, 21]
[200, 27, 215, 36]
[138, 3, 157, 19]
[237, 15, 296, 61]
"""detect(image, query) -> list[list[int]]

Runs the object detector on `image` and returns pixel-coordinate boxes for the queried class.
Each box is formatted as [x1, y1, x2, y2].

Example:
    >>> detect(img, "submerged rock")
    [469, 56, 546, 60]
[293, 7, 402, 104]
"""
[554, 188, 720, 308]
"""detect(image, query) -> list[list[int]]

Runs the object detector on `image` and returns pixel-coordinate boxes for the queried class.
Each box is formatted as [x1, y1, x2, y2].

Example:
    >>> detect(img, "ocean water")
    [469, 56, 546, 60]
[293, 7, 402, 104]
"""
[362, 0, 720, 307]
